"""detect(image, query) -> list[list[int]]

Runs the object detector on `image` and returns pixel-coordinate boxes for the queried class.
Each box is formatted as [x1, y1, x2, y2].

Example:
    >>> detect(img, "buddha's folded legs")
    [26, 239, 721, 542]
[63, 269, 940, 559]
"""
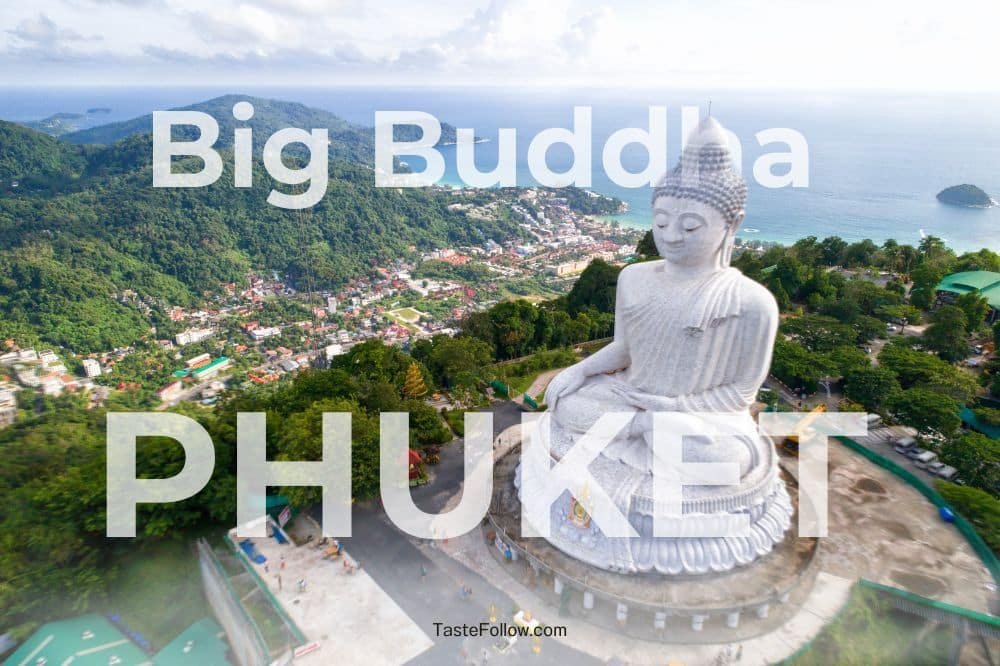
[550, 373, 638, 434]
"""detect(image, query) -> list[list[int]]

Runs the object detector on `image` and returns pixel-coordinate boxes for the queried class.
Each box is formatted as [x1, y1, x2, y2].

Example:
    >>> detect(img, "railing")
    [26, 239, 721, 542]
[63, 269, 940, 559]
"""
[222, 533, 309, 646]
[485, 512, 818, 617]
[859, 579, 1000, 639]
[195, 538, 270, 666]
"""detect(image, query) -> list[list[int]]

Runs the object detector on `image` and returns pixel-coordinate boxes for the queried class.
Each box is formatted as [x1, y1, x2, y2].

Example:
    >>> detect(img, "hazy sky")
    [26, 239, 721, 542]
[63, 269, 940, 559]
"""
[2, 0, 997, 90]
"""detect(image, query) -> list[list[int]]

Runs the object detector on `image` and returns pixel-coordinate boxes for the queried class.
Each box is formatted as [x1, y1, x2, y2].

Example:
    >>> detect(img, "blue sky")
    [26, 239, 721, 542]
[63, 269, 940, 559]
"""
[2, 0, 997, 90]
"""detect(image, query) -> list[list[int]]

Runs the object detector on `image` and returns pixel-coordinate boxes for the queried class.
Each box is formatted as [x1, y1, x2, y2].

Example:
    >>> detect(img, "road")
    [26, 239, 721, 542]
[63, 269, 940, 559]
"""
[327, 401, 597, 665]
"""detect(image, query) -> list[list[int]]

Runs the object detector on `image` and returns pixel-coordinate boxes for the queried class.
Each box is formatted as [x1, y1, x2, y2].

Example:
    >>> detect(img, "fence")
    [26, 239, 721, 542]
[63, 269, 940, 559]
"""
[195, 538, 271, 666]
[222, 532, 307, 647]
[859, 579, 1000, 639]
[836, 437, 1000, 587]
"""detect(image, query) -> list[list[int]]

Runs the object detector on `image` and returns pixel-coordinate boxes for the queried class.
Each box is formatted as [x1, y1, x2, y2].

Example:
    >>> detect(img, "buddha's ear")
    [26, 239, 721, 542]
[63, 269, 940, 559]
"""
[731, 211, 745, 228]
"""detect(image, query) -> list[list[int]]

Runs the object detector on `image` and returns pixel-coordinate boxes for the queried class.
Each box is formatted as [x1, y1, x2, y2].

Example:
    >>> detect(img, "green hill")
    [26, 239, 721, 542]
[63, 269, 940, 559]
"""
[937, 184, 996, 208]
[0, 121, 89, 182]
[0, 103, 521, 353]
[63, 94, 376, 164]
[62, 94, 466, 158]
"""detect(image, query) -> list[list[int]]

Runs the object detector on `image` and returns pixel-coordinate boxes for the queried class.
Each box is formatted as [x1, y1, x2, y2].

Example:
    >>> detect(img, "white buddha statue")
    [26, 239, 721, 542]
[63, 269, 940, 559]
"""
[526, 117, 792, 575]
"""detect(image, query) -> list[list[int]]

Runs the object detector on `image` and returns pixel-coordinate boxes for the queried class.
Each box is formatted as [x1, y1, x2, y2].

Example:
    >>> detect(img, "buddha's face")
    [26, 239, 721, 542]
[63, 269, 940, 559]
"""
[652, 196, 733, 268]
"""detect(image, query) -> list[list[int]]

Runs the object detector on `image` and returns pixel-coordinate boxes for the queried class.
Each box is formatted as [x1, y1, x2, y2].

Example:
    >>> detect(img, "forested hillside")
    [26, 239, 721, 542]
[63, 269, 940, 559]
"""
[61, 94, 465, 156]
[0, 104, 522, 352]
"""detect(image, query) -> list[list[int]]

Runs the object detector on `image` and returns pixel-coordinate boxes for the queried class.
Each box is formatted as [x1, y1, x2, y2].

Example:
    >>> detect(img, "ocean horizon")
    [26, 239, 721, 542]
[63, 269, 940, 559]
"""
[3, 85, 999, 253]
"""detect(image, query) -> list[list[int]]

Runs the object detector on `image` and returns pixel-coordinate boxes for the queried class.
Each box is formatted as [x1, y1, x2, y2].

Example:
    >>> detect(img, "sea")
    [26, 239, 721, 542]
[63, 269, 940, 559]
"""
[2, 85, 1000, 253]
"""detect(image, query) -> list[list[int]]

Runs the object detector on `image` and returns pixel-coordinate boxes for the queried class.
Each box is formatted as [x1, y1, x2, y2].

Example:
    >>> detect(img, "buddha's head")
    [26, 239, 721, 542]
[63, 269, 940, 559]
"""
[651, 117, 747, 269]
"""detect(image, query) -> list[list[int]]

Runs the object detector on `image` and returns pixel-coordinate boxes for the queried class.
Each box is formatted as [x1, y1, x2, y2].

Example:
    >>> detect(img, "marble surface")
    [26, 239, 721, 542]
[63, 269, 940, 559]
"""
[527, 117, 791, 575]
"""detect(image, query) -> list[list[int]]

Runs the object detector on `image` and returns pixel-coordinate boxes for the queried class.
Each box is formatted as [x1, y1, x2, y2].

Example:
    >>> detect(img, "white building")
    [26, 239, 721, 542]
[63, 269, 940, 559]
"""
[0, 387, 17, 428]
[324, 344, 345, 362]
[250, 326, 281, 341]
[156, 381, 184, 402]
[326, 297, 338, 313]
[39, 375, 64, 397]
[82, 359, 102, 378]
[175, 328, 214, 346]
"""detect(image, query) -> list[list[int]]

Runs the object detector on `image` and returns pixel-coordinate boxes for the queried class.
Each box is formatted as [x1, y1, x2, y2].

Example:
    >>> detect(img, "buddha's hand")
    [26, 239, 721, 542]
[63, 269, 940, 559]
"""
[546, 366, 587, 412]
[608, 382, 677, 413]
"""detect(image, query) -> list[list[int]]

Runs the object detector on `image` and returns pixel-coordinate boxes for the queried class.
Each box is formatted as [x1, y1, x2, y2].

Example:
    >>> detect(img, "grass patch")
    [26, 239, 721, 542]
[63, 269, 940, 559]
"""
[498, 348, 578, 400]
[104, 535, 216, 650]
[387, 307, 426, 324]
[444, 408, 466, 436]
[790, 587, 954, 665]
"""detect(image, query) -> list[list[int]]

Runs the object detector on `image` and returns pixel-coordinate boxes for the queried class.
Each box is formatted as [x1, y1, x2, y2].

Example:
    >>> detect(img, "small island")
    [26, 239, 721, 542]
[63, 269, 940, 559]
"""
[936, 184, 997, 208]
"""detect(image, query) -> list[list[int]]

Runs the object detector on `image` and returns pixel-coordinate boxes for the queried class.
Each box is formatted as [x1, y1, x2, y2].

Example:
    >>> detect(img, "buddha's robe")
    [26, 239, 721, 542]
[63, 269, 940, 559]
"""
[551, 262, 778, 478]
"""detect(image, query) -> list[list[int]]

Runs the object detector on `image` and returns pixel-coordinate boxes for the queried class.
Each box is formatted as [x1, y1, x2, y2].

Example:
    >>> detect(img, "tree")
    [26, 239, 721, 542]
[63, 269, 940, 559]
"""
[781, 315, 856, 352]
[878, 339, 979, 402]
[939, 432, 999, 494]
[419, 335, 494, 389]
[954, 292, 990, 333]
[636, 230, 658, 257]
[818, 296, 862, 323]
[404, 399, 451, 446]
[888, 388, 960, 437]
[852, 316, 886, 344]
[765, 275, 792, 311]
[273, 398, 382, 504]
[897, 245, 920, 276]
[770, 338, 834, 393]
[819, 236, 848, 265]
[566, 259, 620, 315]
[921, 305, 969, 361]
[403, 362, 428, 399]
[909, 262, 947, 310]
[773, 255, 807, 299]
[489, 300, 540, 359]
[918, 235, 953, 264]
[876, 304, 923, 333]
[333, 339, 428, 389]
[842, 239, 879, 267]
[994, 321, 1000, 350]
[843, 365, 900, 412]
[790, 236, 823, 266]
[800, 267, 836, 307]
[935, 482, 1000, 552]
[828, 346, 872, 378]
[954, 248, 1000, 273]
[841, 280, 902, 316]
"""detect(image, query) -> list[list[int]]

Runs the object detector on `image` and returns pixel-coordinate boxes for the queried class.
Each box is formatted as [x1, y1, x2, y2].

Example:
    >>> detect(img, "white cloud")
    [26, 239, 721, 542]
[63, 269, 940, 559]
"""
[7, 13, 101, 49]
[0, 0, 997, 90]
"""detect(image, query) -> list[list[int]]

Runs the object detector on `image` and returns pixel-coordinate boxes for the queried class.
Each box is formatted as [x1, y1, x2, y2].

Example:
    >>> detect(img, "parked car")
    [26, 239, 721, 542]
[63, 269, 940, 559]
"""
[935, 465, 959, 481]
[886, 324, 899, 332]
[927, 461, 945, 473]
[912, 450, 938, 468]
[895, 436, 917, 450]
